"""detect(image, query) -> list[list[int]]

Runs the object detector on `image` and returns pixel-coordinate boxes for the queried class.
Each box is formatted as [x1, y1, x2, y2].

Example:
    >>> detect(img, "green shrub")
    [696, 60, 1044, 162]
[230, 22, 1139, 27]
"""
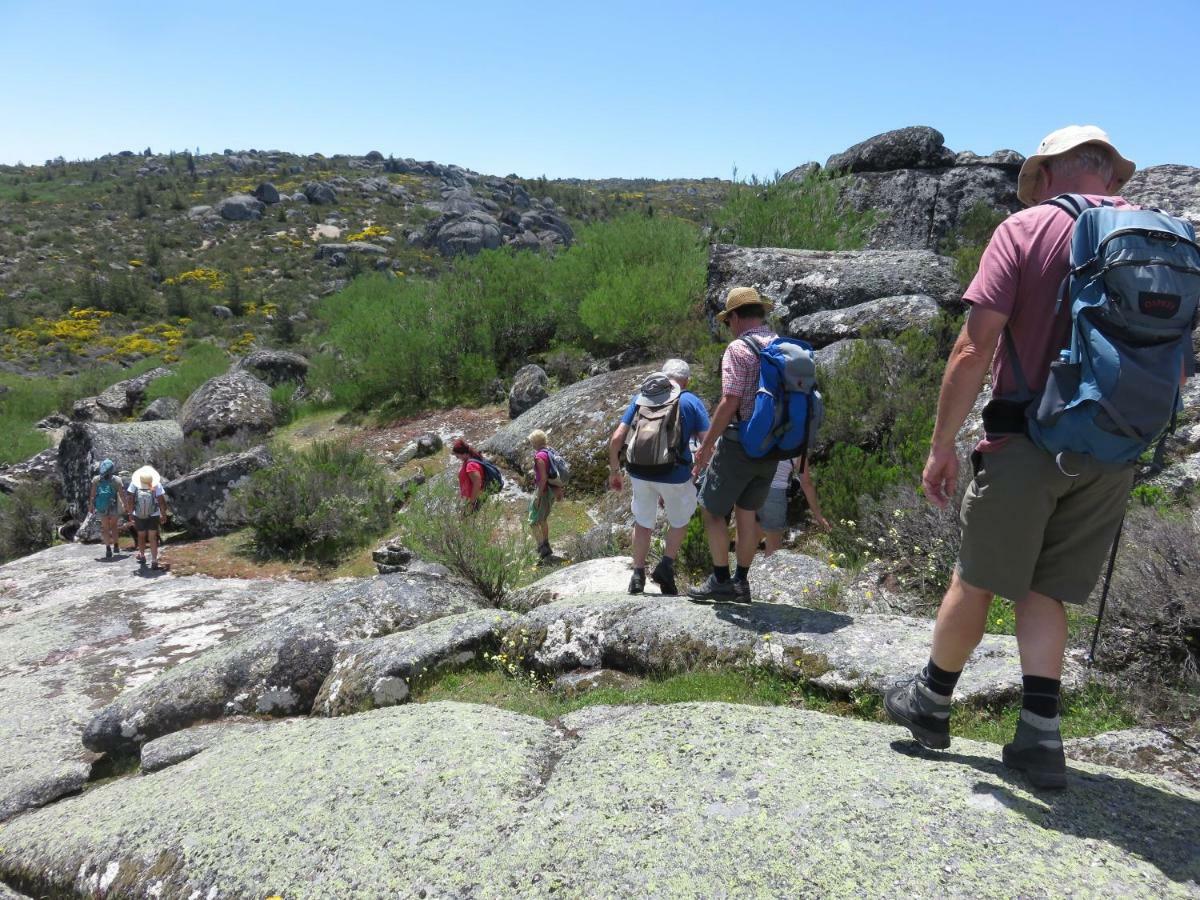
[711, 173, 875, 250]
[399, 479, 534, 604]
[143, 343, 230, 404]
[940, 201, 1007, 289]
[235, 442, 392, 564]
[0, 482, 64, 562]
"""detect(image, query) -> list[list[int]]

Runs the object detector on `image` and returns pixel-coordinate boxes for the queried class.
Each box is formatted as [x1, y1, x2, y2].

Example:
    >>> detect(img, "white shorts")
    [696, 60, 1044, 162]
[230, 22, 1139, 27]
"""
[630, 477, 698, 529]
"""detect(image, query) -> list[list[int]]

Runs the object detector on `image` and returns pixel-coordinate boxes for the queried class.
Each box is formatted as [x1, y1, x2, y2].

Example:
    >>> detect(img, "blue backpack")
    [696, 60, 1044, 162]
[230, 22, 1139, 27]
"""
[1009, 194, 1200, 465]
[475, 456, 504, 493]
[736, 336, 824, 462]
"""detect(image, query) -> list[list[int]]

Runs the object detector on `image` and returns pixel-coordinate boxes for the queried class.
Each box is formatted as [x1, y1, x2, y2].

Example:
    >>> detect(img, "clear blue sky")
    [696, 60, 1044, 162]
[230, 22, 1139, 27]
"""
[2, 0, 1197, 178]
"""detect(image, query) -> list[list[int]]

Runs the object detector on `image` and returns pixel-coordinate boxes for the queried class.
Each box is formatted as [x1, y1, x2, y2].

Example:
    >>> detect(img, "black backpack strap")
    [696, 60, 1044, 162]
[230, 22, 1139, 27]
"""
[1001, 325, 1034, 403]
[1042, 193, 1092, 219]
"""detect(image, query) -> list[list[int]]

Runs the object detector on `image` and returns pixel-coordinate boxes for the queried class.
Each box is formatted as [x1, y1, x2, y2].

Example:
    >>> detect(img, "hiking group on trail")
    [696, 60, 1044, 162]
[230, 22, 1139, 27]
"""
[68, 124, 1197, 796]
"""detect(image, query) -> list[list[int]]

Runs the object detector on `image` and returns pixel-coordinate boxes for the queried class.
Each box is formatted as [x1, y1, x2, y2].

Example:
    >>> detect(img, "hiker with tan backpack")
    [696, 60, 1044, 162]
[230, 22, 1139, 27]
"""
[124, 465, 170, 571]
[607, 360, 710, 595]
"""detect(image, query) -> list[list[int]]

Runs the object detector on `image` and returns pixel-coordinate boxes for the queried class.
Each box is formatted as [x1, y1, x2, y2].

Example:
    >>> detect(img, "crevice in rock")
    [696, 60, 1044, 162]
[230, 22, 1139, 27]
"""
[925, 180, 941, 250]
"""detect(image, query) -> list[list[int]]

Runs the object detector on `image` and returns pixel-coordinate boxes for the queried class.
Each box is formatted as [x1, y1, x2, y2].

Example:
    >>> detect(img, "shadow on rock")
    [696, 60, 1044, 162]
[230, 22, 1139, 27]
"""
[889, 739, 1200, 885]
[714, 601, 853, 636]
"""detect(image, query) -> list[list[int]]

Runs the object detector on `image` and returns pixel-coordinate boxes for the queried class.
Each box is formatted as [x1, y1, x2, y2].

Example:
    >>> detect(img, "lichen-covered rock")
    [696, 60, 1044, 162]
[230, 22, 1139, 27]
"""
[788, 294, 941, 346]
[236, 348, 310, 385]
[1148, 451, 1200, 498]
[252, 181, 280, 204]
[82, 570, 488, 755]
[164, 445, 272, 537]
[179, 369, 274, 442]
[139, 718, 274, 773]
[1, 705, 564, 898]
[511, 592, 1075, 702]
[138, 396, 180, 421]
[745, 551, 844, 604]
[434, 210, 503, 256]
[482, 365, 657, 486]
[214, 193, 265, 221]
[508, 363, 550, 419]
[706, 244, 960, 332]
[1066, 726, 1200, 792]
[0, 543, 318, 820]
[825, 125, 957, 174]
[506, 556, 638, 612]
[56, 420, 184, 518]
[814, 338, 899, 377]
[0, 447, 58, 495]
[1123, 164, 1200, 231]
[301, 180, 337, 204]
[313, 609, 521, 716]
[552, 668, 641, 697]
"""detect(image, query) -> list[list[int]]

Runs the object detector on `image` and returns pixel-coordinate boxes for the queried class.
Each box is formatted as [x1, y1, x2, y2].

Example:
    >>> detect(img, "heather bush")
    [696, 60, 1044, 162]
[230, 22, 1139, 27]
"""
[398, 479, 534, 604]
[711, 172, 875, 250]
[235, 442, 392, 564]
[940, 200, 1007, 289]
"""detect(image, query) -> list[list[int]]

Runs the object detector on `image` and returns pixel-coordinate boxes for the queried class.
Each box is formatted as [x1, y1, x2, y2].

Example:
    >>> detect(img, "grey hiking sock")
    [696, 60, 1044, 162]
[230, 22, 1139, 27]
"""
[910, 677, 952, 717]
[1009, 709, 1063, 752]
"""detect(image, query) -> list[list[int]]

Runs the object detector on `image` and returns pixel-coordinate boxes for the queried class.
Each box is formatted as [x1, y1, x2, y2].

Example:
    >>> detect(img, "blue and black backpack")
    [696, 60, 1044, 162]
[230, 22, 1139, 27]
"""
[1006, 193, 1200, 466]
[475, 456, 504, 493]
[735, 336, 824, 463]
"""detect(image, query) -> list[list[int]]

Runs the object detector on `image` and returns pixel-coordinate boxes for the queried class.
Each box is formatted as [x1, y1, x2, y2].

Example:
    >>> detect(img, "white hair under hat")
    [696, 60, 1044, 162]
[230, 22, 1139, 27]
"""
[662, 358, 691, 381]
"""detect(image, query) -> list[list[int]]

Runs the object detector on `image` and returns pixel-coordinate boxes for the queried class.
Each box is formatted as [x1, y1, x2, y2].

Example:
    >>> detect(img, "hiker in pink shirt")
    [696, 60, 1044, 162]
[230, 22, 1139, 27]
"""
[886, 126, 1141, 789]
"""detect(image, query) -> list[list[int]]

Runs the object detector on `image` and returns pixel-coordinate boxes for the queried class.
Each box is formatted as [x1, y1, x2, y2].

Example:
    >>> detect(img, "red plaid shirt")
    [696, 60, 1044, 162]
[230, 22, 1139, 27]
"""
[721, 326, 777, 421]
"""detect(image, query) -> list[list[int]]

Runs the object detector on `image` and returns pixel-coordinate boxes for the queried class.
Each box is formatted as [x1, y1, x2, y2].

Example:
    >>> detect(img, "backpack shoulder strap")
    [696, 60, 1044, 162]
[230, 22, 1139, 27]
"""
[739, 335, 764, 357]
[1041, 193, 1093, 220]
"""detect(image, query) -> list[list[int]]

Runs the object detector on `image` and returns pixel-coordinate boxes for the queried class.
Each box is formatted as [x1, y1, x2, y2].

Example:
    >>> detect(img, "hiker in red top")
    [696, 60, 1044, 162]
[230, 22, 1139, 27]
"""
[451, 439, 487, 511]
[885, 126, 1142, 790]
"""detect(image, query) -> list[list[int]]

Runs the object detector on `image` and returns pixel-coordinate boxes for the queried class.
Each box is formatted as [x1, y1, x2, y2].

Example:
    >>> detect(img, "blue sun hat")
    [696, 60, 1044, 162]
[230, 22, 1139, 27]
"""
[98, 459, 115, 477]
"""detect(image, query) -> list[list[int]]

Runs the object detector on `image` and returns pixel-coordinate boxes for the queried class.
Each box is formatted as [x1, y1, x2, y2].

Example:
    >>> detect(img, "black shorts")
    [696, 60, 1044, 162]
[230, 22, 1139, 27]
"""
[135, 517, 160, 535]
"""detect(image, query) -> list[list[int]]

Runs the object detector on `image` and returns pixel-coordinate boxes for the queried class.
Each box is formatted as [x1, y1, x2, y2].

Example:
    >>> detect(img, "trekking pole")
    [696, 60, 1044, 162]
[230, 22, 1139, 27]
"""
[1087, 514, 1125, 670]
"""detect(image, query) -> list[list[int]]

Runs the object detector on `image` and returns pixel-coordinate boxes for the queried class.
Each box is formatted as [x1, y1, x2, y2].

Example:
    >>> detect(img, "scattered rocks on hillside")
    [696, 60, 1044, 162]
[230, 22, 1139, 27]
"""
[94, 366, 172, 419]
[164, 445, 272, 538]
[215, 194, 265, 221]
[314, 241, 389, 261]
[252, 182, 281, 205]
[825, 126, 957, 174]
[788, 294, 941, 346]
[434, 211, 504, 256]
[139, 396, 180, 421]
[3, 703, 1197, 896]
[302, 180, 338, 204]
[508, 364, 550, 419]
[56, 420, 184, 518]
[179, 369, 275, 442]
[1148, 451, 1200, 498]
[236, 348, 309, 385]
[313, 609, 521, 716]
[706, 244, 960, 331]
[82, 571, 489, 755]
[372, 541, 413, 575]
[408, 179, 574, 257]
[210, 304, 233, 319]
[483, 365, 657, 480]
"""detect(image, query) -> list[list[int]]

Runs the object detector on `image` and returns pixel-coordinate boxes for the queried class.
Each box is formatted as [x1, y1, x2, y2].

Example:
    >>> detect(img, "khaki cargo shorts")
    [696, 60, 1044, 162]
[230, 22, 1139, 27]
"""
[957, 436, 1134, 605]
[697, 436, 779, 518]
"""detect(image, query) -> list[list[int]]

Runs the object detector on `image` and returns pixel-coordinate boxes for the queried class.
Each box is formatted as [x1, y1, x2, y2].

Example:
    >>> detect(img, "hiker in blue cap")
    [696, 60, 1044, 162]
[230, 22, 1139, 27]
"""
[89, 459, 125, 560]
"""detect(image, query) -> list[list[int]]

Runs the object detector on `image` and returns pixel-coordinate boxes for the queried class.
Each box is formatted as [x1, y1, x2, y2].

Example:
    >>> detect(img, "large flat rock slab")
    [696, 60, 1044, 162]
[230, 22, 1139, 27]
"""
[83, 569, 488, 756]
[0, 703, 1194, 898]
[511, 593, 1077, 702]
[0, 543, 317, 821]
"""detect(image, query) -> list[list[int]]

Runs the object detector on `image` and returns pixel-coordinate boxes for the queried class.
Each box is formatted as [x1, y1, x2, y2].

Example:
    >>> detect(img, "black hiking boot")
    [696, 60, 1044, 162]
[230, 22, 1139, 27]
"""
[628, 569, 645, 594]
[649, 559, 677, 596]
[105, 545, 113, 560]
[884, 673, 951, 750]
[686, 574, 736, 604]
[1002, 714, 1067, 790]
[729, 577, 752, 604]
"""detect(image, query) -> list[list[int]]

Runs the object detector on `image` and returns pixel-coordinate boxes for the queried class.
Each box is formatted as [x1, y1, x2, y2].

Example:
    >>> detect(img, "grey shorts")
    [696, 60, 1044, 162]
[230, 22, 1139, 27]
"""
[698, 437, 779, 518]
[756, 486, 788, 532]
[135, 517, 160, 535]
[957, 436, 1134, 605]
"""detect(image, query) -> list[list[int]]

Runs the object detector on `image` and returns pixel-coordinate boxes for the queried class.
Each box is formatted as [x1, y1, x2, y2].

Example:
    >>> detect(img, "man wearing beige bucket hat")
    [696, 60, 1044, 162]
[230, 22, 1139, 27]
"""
[686, 286, 781, 603]
[885, 126, 1139, 789]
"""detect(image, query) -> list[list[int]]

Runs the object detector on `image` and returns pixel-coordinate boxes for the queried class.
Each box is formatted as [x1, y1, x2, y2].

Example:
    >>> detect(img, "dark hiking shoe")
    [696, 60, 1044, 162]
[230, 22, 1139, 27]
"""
[538, 541, 553, 559]
[884, 674, 951, 750]
[105, 545, 113, 560]
[628, 570, 645, 594]
[729, 577, 752, 604]
[649, 560, 677, 596]
[687, 574, 736, 603]
[1003, 715, 1067, 790]
[150, 561, 162, 571]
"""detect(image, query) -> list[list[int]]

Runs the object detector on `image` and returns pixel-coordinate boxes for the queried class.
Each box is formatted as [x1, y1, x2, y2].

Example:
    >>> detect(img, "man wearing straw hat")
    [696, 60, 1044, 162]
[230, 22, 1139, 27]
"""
[885, 126, 1138, 789]
[687, 286, 781, 604]
[125, 465, 170, 570]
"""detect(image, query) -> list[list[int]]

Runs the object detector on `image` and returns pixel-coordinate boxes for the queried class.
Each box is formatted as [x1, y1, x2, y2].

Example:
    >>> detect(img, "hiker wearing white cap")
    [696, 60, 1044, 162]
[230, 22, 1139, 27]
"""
[885, 126, 1143, 789]
[687, 287, 782, 604]
[607, 360, 710, 595]
[124, 466, 170, 570]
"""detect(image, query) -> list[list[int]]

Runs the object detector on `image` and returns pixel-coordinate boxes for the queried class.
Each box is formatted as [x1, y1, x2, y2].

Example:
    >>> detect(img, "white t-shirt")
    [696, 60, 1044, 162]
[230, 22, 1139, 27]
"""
[770, 460, 794, 490]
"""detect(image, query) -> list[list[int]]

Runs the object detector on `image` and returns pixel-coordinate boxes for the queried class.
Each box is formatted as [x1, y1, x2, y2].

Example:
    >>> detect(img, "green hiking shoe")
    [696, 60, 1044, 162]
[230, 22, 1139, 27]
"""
[884, 673, 951, 750]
